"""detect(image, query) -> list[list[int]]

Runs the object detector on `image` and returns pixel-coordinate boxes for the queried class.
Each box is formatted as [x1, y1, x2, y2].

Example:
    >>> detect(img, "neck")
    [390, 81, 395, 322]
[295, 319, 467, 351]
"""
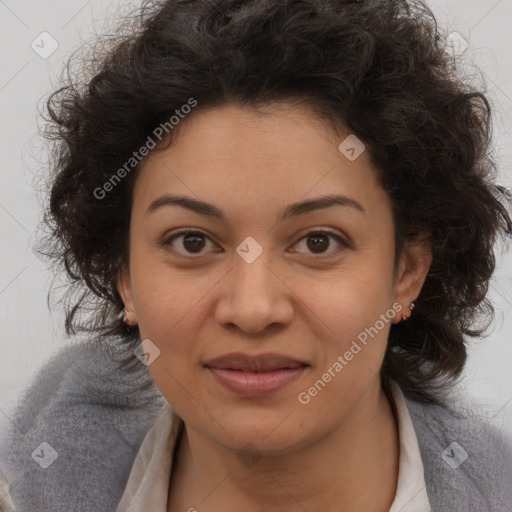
[168, 379, 399, 512]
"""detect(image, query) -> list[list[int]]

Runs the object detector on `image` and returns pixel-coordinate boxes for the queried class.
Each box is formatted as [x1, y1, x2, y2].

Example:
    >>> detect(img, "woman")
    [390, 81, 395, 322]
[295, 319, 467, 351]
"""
[1, 0, 511, 510]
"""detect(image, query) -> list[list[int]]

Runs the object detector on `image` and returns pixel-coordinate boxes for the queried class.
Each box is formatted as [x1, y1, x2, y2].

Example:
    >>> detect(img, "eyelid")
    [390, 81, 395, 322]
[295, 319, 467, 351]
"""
[289, 229, 350, 256]
[161, 229, 219, 256]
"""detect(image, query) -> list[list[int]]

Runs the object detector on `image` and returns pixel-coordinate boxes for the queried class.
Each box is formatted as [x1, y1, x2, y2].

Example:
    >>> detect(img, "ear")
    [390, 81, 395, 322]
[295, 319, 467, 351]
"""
[392, 233, 432, 324]
[117, 265, 138, 326]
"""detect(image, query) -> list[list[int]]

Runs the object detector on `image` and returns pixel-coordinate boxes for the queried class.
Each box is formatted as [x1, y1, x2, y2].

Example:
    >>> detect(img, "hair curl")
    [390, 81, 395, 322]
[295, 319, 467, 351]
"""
[40, 0, 512, 404]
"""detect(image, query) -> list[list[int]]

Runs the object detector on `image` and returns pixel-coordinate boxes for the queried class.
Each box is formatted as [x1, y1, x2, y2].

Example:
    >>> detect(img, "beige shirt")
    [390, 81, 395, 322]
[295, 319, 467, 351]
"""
[0, 470, 16, 512]
[116, 380, 431, 511]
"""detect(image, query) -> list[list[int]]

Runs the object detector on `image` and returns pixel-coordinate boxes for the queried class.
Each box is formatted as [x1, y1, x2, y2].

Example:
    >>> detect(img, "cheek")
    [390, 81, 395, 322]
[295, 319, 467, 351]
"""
[129, 242, 221, 335]
[295, 283, 394, 424]
[289, 254, 395, 395]
[290, 252, 395, 340]
[128, 258, 224, 389]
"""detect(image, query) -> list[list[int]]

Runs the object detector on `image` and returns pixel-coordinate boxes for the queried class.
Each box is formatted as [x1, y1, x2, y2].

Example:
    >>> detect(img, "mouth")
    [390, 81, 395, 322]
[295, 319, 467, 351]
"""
[203, 352, 310, 396]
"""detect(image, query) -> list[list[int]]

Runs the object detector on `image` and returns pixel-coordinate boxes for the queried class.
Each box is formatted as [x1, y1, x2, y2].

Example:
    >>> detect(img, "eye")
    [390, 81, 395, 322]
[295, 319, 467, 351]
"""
[290, 230, 348, 257]
[162, 230, 219, 256]
[161, 228, 349, 258]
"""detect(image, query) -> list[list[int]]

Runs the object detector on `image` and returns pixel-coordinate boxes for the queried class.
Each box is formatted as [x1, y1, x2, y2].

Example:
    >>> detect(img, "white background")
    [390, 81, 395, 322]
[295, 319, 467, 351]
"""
[0, 0, 511, 439]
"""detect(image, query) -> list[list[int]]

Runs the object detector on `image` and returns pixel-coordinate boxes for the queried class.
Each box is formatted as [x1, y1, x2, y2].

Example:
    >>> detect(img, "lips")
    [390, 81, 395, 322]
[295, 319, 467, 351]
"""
[203, 352, 309, 372]
[204, 352, 310, 396]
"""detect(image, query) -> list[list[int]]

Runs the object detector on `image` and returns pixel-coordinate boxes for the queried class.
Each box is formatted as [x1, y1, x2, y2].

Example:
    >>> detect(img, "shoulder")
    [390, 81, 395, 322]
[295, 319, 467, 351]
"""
[404, 388, 512, 512]
[0, 338, 166, 512]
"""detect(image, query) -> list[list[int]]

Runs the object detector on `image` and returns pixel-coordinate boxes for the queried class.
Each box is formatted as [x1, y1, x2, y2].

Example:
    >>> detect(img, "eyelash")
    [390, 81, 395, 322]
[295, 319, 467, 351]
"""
[161, 229, 349, 259]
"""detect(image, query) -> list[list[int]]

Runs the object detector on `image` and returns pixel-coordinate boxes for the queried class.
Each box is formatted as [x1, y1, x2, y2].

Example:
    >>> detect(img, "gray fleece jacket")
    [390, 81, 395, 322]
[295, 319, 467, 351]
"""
[0, 338, 511, 512]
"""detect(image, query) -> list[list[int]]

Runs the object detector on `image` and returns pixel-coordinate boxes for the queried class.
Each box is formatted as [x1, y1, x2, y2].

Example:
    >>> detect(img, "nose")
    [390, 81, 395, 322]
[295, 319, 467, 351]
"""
[214, 248, 294, 334]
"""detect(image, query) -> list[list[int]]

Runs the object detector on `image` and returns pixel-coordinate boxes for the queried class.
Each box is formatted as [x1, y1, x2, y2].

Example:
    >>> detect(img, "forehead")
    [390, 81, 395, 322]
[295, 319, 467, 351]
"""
[132, 102, 389, 224]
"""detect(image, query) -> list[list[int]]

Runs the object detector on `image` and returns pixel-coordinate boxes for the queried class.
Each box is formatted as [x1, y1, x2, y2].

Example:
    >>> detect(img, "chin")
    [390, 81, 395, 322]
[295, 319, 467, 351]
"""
[204, 413, 312, 453]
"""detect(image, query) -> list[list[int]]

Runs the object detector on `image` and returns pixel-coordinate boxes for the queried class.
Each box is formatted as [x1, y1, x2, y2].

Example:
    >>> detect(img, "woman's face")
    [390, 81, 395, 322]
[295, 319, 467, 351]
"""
[118, 102, 430, 455]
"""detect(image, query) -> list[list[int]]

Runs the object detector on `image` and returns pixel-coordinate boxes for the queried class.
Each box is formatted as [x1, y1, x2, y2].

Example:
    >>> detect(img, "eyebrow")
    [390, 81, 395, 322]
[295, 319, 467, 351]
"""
[145, 193, 365, 222]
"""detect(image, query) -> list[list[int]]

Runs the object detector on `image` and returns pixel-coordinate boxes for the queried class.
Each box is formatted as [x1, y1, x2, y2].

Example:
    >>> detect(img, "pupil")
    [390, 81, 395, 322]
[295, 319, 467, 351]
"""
[183, 234, 205, 253]
[307, 233, 328, 253]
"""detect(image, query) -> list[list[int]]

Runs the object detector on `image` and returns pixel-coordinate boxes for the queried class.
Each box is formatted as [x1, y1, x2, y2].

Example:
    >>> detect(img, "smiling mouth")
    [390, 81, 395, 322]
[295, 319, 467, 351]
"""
[205, 365, 309, 396]
[203, 352, 310, 396]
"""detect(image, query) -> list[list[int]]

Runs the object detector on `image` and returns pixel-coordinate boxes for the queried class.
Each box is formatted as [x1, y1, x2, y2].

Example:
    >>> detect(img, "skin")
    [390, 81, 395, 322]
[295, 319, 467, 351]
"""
[117, 102, 432, 512]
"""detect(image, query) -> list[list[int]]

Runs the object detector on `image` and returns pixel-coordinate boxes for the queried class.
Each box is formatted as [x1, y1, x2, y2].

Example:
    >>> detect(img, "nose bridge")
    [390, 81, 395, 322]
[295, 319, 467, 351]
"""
[215, 237, 293, 332]
[231, 237, 276, 304]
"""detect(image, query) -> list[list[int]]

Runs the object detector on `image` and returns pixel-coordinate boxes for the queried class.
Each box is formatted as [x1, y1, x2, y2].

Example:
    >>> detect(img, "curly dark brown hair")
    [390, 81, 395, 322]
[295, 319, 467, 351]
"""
[40, 0, 512, 405]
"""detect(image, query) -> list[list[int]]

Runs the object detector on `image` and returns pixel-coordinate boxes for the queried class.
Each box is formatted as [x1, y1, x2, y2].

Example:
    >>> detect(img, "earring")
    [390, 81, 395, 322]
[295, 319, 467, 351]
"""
[401, 302, 415, 322]
[122, 308, 129, 324]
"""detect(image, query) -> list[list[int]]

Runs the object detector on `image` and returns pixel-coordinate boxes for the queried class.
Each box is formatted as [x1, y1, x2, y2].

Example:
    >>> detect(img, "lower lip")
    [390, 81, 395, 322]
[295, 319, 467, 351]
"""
[206, 366, 308, 396]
